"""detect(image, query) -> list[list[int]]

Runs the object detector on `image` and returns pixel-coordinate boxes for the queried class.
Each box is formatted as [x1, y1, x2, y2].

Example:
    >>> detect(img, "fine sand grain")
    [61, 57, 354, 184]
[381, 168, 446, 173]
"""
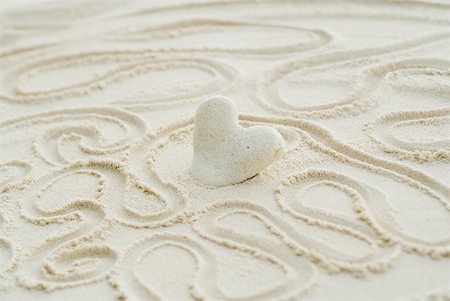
[0, 0, 449, 300]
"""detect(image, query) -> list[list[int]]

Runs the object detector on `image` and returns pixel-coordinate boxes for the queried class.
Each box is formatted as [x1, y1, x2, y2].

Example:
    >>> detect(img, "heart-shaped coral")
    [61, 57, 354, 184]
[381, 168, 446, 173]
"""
[191, 96, 285, 186]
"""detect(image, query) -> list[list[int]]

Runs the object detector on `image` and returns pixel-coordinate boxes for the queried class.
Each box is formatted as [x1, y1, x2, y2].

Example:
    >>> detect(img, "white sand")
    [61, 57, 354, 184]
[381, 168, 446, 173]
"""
[0, 0, 449, 300]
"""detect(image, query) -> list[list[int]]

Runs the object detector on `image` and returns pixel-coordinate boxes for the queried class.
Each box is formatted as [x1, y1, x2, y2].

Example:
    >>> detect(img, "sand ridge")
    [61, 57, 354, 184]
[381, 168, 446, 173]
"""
[0, 0, 449, 300]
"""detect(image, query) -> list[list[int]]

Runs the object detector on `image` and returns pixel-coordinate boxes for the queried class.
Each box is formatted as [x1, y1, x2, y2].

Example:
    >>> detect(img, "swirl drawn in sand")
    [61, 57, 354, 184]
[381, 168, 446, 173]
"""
[14, 156, 192, 291]
[0, 212, 15, 283]
[253, 37, 450, 118]
[1, 0, 450, 299]
[365, 108, 450, 162]
[0, 52, 238, 108]
[0, 107, 149, 166]
[103, 19, 333, 56]
[0, 161, 33, 193]
[108, 232, 316, 300]
[122, 113, 449, 296]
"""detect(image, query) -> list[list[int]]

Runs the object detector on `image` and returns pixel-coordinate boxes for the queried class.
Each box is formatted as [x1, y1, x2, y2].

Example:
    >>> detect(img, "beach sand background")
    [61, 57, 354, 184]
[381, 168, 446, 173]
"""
[0, 0, 449, 300]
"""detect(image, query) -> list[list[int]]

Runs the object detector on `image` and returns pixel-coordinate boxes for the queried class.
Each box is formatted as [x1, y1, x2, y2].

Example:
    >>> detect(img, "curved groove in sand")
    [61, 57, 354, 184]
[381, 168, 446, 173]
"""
[15, 157, 192, 290]
[105, 0, 450, 26]
[253, 36, 450, 118]
[276, 169, 450, 256]
[365, 108, 450, 162]
[0, 107, 149, 166]
[109, 232, 315, 300]
[104, 18, 333, 56]
[194, 199, 400, 276]
[0, 52, 239, 106]
[1, 0, 450, 298]
[143, 115, 450, 255]
[0, 160, 33, 192]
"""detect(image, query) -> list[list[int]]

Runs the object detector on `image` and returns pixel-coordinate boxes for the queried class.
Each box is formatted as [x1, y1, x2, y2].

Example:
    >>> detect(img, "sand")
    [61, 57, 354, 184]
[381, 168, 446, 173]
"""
[0, 0, 449, 300]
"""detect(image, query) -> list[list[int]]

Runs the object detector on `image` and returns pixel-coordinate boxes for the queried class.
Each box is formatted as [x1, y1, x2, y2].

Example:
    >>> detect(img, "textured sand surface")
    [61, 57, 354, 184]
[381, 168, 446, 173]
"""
[0, 0, 450, 300]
